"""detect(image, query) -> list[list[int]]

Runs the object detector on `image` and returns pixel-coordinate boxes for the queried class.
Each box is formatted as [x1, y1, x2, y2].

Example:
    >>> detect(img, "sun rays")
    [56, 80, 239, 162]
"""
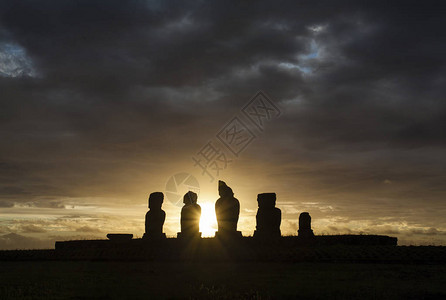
[199, 202, 218, 237]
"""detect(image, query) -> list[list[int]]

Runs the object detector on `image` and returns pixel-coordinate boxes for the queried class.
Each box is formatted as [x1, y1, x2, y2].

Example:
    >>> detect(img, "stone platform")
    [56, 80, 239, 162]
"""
[55, 234, 397, 251]
[50, 234, 403, 262]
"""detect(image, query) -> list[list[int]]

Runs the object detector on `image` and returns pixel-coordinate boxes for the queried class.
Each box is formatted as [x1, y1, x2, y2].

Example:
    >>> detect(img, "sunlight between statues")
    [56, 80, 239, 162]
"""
[143, 180, 314, 240]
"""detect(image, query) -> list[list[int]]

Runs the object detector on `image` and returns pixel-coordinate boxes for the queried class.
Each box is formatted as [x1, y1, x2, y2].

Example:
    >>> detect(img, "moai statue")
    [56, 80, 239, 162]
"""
[178, 191, 201, 239]
[298, 212, 314, 238]
[143, 192, 166, 239]
[215, 180, 242, 238]
[253, 193, 281, 238]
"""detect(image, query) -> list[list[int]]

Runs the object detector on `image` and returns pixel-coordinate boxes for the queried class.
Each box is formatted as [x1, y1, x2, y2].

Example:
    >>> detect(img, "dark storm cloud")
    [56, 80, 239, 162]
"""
[1, 1, 443, 146]
[0, 0, 445, 244]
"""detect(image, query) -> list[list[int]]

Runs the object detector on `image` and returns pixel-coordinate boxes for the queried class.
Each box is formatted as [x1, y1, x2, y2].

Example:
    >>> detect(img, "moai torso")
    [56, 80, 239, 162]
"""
[144, 192, 166, 239]
[181, 203, 201, 234]
[178, 191, 202, 238]
[215, 181, 242, 239]
[255, 193, 281, 237]
[215, 195, 240, 232]
[145, 209, 166, 235]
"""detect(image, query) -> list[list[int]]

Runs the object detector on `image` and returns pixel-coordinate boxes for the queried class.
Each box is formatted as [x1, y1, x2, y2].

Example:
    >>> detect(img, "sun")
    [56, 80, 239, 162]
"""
[199, 202, 217, 237]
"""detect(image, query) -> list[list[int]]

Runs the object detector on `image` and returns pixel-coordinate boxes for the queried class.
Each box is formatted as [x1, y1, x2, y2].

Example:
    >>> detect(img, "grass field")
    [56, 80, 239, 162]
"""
[1, 261, 445, 299]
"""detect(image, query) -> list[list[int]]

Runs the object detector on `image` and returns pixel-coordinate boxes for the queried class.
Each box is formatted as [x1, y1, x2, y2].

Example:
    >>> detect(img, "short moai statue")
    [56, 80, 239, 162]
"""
[178, 191, 201, 239]
[253, 193, 281, 238]
[215, 180, 242, 238]
[298, 212, 314, 238]
[143, 192, 166, 239]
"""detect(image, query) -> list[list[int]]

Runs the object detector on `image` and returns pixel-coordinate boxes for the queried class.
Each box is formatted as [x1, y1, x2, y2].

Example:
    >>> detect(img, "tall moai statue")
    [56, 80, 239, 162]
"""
[253, 193, 281, 238]
[215, 180, 242, 238]
[178, 191, 201, 239]
[143, 192, 166, 239]
[298, 212, 314, 238]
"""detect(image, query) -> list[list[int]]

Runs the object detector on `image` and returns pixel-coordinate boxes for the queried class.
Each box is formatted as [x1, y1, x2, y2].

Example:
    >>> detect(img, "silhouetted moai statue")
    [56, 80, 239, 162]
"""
[298, 212, 314, 238]
[143, 192, 166, 239]
[253, 193, 281, 238]
[215, 180, 242, 238]
[178, 191, 201, 239]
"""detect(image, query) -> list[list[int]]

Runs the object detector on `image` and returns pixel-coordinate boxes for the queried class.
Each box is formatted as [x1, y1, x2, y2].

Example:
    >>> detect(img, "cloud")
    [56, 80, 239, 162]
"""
[0, 1, 445, 247]
[75, 225, 102, 233]
[0, 233, 52, 250]
[20, 224, 47, 233]
[0, 42, 37, 77]
[408, 227, 446, 236]
[34, 201, 66, 209]
[0, 200, 14, 207]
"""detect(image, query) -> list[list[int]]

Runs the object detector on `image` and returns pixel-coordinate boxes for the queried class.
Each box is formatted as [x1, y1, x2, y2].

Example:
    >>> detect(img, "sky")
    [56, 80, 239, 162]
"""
[0, 0, 445, 249]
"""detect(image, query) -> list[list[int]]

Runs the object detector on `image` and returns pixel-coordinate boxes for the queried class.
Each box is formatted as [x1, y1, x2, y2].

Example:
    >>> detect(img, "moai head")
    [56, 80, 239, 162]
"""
[183, 191, 198, 205]
[148, 192, 164, 210]
[257, 193, 276, 209]
[299, 212, 312, 230]
[218, 180, 234, 197]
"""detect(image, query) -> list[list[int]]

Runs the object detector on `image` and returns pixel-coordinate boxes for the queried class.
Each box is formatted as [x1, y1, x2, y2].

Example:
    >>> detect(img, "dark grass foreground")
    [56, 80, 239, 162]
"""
[0, 261, 445, 299]
[1, 237, 445, 299]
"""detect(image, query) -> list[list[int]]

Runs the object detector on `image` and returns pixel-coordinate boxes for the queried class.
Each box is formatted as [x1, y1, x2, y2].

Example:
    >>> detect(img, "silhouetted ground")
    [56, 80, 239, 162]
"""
[1, 245, 446, 263]
[0, 260, 445, 299]
[1, 242, 446, 299]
